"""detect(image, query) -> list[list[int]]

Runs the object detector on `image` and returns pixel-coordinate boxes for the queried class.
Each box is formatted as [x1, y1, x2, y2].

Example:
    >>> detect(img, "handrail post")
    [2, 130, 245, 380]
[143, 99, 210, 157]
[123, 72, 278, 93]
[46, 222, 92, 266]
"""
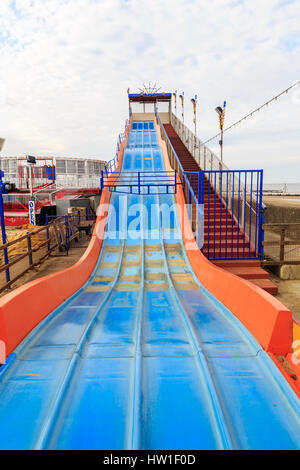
[27, 232, 33, 266]
[45, 214, 50, 252]
[258, 170, 265, 260]
[65, 215, 69, 255]
[279, 228, 285, 262]
[0, 170, 10, 282]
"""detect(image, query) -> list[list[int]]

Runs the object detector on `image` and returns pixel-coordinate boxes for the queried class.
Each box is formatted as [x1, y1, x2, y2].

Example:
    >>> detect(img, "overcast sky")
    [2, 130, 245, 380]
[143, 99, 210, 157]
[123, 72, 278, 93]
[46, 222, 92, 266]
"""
[0, 0, 299, 182]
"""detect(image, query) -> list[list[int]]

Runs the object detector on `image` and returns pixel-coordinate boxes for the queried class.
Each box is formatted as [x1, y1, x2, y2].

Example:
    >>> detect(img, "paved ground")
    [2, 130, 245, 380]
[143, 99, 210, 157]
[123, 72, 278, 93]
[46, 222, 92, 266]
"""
[269, 271, 300, 322]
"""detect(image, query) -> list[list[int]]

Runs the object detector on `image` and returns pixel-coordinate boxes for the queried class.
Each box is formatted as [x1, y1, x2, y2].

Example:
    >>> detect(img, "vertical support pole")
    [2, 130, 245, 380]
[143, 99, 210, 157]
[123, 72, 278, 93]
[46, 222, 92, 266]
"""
[243, 172, 247, 257]
[231, 174, 235, 258]
[138, 171, 140, 195]
[0, 171, 10, 282]
[248, 172, 253, 256]
[237, 172, 241, 258]
[218, 162, 222, 196]
[45, 214, 50, 252]
[225, 172, 229, 258]
[220, 127, 224, 162]
[27, 232, 33, 266]
[228, 173, 232, 210]
[65, 215, 69, 255]
[28, 162, 34, 199]
[214, 172, 216, 259]
[280, 228, 285, 262]
[174, 169, 177, 194]
[258, 170, 264, 260]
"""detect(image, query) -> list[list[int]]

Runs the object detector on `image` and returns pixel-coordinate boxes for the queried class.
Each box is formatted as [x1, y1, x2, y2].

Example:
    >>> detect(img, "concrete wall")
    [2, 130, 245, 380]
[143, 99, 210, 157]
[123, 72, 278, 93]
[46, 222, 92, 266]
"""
[265, 203, 300, 224]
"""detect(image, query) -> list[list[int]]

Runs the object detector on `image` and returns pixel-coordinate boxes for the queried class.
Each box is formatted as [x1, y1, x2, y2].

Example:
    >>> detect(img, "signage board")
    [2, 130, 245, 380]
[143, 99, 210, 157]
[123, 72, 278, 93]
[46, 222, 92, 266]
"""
[28, 200, 36, 225]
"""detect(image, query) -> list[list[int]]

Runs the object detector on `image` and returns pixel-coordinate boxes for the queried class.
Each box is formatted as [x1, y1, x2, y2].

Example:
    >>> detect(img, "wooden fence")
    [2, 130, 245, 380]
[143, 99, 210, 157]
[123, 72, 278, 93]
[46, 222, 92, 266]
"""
[0, 214, 93, 294]
[262, 223, 300, 266]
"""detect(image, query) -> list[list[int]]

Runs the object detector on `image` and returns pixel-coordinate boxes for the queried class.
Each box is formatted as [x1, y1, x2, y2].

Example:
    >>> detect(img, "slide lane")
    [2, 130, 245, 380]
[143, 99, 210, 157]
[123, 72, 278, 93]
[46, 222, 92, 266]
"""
[0, 122, 299, 449]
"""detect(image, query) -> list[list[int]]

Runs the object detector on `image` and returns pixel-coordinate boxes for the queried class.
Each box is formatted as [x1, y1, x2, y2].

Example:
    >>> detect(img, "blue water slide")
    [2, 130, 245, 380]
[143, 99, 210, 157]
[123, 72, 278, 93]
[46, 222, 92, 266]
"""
[0, 122, 299, 449]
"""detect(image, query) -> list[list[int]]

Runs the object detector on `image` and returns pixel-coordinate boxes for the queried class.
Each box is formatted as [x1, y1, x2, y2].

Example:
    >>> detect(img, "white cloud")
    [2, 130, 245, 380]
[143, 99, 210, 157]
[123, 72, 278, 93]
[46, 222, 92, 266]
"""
[0, 0, 299, 182]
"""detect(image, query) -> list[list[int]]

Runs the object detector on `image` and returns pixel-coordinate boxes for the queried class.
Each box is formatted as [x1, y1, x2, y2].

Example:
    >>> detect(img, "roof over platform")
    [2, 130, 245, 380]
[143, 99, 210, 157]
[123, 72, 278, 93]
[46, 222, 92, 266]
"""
[128, 92, 172, 103]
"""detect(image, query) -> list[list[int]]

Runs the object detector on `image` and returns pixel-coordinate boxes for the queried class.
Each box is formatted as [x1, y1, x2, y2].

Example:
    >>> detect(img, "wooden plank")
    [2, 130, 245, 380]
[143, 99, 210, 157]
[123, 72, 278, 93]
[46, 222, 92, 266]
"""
[262, 260, 300, 266]
[0, 224, 52, 251]
[52, 221, 63, 251]
[279, 228, 285, 261]
[263, 223, 300, 229]
[263, 240, 300, 246]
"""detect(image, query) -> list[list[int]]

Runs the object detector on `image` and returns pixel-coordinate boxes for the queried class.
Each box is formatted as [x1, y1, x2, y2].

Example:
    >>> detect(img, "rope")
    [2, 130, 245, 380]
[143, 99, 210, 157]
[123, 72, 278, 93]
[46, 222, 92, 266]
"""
[202, 81, 300, 145]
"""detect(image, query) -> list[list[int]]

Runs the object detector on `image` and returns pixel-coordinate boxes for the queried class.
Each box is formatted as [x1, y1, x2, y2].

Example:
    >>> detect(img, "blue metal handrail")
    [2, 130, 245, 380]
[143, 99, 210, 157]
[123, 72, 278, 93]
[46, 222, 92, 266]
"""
[155, 113, 202, 206]
[182, 169, 264, 260]
[100, 170, 181, 195]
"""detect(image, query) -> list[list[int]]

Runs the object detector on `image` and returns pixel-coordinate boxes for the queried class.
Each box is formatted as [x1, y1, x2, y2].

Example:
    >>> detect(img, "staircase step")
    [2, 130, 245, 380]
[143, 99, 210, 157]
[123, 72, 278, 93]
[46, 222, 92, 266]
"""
[250, 279, 278, 295]
[204, 232, 240, 239]
[223, 267, 269, 280]
[212, 259, 261, 268]
[204, 248, 256, 257]
[204, 224, 238, 230]
[203, 241, 251, 250]
[204, 212, 231, 218]
[204, 214, 233, 219]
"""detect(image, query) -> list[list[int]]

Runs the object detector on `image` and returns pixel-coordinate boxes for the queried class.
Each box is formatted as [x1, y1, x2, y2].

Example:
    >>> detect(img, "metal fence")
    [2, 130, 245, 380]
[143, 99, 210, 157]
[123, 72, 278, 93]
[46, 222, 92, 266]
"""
[183, 170, 264, 260]
[0, 157, 106, 190]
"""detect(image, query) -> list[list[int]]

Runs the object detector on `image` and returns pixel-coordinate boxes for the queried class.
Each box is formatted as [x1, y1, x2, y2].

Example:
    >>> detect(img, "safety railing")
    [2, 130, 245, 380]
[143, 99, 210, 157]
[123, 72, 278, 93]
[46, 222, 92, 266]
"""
[0, 212, 94, 294]
[183, 170, 264, 260]
[105, 119, 129, 175]
[2, 192, 52, 212]
[171, 112, 230, 173]
[156, 113, 204, 250]
[100, 170, 181, 195]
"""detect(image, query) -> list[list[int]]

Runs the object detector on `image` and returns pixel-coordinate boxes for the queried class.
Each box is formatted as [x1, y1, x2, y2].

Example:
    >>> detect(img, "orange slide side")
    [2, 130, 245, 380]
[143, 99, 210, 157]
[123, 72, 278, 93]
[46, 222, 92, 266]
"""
[155, 119, 293, 357]
[0, 119, 131, 360]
